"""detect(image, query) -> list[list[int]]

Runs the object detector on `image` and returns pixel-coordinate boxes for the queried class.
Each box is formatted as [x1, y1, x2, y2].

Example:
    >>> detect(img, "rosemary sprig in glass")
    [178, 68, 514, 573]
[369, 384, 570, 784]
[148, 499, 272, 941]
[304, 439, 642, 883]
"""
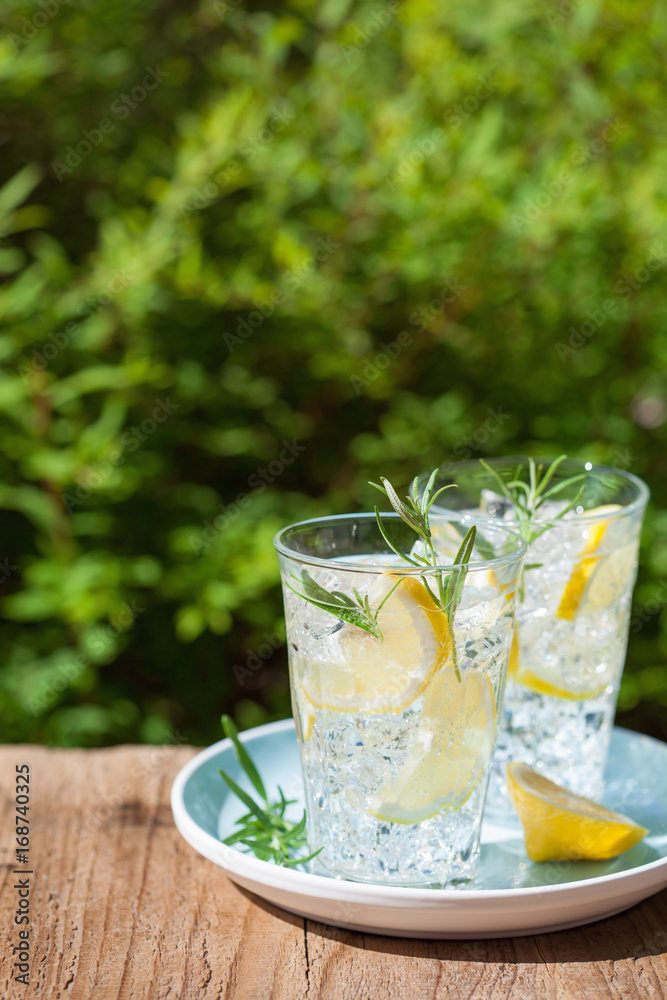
[479, 454, 589, 546]
[369, 470, 476, 682]
[285, 472, 477, 680]
[286, 569, 401, 641]
[218, 715, 323, 867]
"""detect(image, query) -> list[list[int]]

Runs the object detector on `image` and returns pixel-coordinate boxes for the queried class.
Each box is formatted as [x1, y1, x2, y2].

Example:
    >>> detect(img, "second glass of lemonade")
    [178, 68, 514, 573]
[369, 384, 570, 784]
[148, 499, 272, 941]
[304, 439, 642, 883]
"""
[426, 458, 649, 808]
[274, 512, 525, 886]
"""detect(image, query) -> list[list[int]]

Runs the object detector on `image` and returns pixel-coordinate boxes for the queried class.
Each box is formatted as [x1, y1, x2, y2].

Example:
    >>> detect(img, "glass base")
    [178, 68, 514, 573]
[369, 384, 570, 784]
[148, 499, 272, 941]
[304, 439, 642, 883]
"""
[489, 680, 616, 814]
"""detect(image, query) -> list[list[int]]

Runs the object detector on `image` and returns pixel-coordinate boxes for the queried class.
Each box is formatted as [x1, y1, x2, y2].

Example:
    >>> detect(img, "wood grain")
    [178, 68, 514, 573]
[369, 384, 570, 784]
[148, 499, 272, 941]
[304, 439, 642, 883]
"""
[1, 745, 666, 999]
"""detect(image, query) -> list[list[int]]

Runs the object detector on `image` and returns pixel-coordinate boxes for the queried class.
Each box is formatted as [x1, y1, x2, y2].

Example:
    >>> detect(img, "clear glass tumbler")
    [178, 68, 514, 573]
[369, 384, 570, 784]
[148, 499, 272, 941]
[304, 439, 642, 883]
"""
[274, 512, 525, 887]
[424, 458, 649, 808]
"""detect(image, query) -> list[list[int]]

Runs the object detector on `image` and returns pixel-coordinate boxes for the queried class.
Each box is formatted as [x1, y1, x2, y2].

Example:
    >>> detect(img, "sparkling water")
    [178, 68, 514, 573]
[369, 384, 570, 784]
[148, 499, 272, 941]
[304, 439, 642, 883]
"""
[283, 556, 516, 886]
[440, 496, 643, 810]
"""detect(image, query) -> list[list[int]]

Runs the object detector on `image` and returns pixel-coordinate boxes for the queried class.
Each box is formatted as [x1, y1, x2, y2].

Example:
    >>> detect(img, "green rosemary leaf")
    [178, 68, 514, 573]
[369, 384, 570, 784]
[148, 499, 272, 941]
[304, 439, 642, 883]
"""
[535, 453, 567, 494]
[539, 472, 587, 503]
[444, 525, 477, 616]
[222, 714, 267, 801]
[551, 481, 587, 520]
[445, 520, 496, 560]
[379, 477, 424, 533]
[286, 572, 384, 639]
[286, 810, 307, 840]
[239, 839, 281, 859]
[373, 507, 420, 565]
[219, 718, 323, 868]
[419, 469, 439, 514]
[479, 458, 515, 503]
[218, 768, 272, 825]
[423, 483, 456, 516]
[282, 846, 324, 868]
[223, 828, 254, 846]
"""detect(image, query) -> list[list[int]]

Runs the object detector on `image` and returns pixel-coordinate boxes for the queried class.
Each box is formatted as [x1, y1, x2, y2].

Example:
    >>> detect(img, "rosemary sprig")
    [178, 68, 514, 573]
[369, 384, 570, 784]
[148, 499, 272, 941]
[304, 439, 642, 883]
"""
[285, 569, 401, 641]
[370, 471, 477, 681]
[284, 472, 477, 680]
[218, 715, 322, 868]
[479, 455, 589, 545]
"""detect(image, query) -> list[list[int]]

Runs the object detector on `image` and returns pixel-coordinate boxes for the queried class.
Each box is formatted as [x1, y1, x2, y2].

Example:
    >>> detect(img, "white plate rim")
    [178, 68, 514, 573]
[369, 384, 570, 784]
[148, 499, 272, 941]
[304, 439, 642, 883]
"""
[171, 718, 667, 909]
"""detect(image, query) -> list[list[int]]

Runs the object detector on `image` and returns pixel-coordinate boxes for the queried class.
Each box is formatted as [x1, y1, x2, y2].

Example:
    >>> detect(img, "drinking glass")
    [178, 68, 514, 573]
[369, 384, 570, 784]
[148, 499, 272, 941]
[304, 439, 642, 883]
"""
[424, 458, 649, 808]
[274, 512, 526, 886]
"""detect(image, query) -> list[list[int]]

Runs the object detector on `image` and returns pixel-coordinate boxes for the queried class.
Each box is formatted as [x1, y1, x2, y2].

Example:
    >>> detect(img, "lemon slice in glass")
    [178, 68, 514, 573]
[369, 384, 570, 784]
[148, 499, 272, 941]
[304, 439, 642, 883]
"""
[555, 504, 622, 620]
[507, 629, 613, 700]
[301, 575, 451, 714]
[507, 763, 648, 861]
[369, 668, 496, 824]
[579, 543, 637, 613]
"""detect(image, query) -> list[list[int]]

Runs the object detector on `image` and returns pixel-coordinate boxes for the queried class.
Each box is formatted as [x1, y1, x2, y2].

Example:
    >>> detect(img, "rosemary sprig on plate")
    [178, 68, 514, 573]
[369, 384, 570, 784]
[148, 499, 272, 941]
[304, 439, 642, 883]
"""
[218, 715, 322, 868]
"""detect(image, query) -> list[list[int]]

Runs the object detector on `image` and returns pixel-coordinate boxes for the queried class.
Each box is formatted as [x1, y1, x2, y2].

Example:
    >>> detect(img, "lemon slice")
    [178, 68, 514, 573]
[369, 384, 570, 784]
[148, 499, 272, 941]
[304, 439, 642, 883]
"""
[508, 627, 520, 678]
[290, 654, 316, 739]
[507, 629, 612, 700]
[301, 575, 451, 714]
[294, 686, 315, 741]
[579, 543, 637, 613]
[369, 669, 496, 824]
[556, 504, 622, 620]
[507, 763, 648, 862]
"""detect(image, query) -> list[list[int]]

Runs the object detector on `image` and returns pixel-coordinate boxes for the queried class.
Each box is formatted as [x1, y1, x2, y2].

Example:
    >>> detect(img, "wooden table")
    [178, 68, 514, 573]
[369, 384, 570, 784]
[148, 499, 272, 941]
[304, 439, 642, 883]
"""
[2, 744, 666, 999]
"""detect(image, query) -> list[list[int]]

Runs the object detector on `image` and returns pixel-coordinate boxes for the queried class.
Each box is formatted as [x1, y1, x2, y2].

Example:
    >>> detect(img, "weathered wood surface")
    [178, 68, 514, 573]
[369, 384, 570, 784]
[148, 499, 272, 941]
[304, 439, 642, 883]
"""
[1, 744, 666, 999]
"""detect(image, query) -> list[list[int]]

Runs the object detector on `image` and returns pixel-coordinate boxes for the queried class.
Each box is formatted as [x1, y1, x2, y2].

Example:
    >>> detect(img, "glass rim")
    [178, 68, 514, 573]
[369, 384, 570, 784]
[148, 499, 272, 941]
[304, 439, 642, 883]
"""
[273, 511, 527, 576]
[425, 456, 650, 527]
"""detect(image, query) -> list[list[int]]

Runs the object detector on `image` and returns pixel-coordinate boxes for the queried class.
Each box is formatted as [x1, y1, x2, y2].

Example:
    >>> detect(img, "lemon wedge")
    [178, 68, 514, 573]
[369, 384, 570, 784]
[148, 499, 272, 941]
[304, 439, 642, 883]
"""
[556, 504, 622, 620]
[369, 668, 496, 824]
[301, 575, 451, 714]
[507, 763, 648, 862]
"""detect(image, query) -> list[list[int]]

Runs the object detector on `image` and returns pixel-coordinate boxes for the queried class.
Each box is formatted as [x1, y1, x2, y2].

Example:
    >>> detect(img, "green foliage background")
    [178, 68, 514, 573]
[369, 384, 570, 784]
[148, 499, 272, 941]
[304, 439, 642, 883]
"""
[1, 0, 667, 746]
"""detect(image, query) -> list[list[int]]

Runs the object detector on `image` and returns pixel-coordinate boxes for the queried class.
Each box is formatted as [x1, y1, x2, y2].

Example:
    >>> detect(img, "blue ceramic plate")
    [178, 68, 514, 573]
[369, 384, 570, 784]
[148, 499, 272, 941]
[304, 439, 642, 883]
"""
[171, 721, 667, 938]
